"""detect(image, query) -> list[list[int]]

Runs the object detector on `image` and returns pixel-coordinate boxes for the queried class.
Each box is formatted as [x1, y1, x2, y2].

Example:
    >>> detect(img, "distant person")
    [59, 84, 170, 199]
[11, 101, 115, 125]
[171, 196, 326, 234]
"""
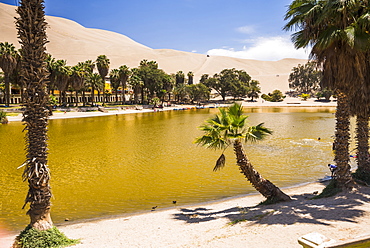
[328, 164, 337, 177]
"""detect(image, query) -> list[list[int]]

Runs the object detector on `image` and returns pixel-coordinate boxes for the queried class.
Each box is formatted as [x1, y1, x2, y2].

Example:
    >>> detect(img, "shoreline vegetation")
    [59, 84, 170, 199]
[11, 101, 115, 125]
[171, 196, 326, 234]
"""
[3, 99, 366, 248]
[5, 97, 337, 122]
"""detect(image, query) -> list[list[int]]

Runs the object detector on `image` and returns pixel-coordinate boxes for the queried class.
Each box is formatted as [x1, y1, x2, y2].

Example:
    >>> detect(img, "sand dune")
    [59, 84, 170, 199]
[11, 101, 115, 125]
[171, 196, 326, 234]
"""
[0, 2, 307, 93]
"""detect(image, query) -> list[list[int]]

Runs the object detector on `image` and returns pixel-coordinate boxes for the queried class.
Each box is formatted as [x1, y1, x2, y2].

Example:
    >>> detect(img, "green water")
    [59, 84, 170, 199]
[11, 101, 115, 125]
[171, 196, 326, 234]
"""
[0, 107, 342, 232]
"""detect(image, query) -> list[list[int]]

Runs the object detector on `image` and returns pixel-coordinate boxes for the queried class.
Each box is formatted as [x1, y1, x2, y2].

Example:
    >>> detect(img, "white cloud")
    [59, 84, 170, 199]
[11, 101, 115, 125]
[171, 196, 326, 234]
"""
[191, 50, 197, 53]
[235, 25, 256, 35]
[207, 36, 309, 61]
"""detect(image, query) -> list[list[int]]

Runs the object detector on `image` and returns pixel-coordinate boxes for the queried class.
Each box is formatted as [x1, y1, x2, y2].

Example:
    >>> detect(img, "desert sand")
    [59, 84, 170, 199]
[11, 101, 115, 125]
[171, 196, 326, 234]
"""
[0, 2, 307, 94]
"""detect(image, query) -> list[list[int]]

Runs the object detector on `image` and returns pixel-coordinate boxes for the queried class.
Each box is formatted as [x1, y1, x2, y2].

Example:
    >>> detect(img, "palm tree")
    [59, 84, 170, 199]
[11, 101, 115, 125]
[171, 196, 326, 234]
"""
[129, 68, 143, 104]
[71, 63, 88, 107]
[195, 103, 291, 202]
[16, 0, 52, 231]
[45, 54, 56, 95]
[109, 69, 120, 102]
[284, 0, 370, 189]
[84, 60, 95, 74]
[87, 73, 102, 106]
[352, 54, 370, 183]
[96, 55, 110, 105]
[0, 42, 18, 106]
[118, 65, 131, 105]
[175, 71, 185, 86]
[187, 71, 194, 85]
[81, 60, 95, 106]
[54, 60, 71, 105]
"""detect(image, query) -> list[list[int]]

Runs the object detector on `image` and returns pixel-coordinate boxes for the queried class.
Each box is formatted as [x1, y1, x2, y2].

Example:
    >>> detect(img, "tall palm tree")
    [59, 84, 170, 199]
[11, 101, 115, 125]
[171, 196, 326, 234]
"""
[0, 42, 18, 106]
[96, 55, 110, 105]
[109, 69, 120, 102]
[187, 71, 194, 85]
[71, 63, 88, 107]
[45, 54, 56, 95]
[195, 103, 291, 202]
[81, 60, 95, 106]
[87, 73, 102, 106]
[284, 0, 370, 189]
[118, 65, 131, 105]
[129, 68, 143, 104]
[54, 60, 71, 105]
[83, 59, 95, 74]
[352, 53, 370, 183]
[16, 0, 52, 231]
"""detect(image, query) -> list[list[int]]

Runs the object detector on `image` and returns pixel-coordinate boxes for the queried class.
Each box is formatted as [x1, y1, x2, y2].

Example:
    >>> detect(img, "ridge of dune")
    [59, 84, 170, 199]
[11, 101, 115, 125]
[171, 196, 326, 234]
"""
[0, 2, 308, 93]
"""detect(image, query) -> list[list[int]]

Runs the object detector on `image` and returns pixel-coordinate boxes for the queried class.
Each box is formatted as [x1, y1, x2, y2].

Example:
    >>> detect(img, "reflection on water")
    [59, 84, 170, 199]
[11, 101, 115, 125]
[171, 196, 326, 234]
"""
[0, 107, 343, 231]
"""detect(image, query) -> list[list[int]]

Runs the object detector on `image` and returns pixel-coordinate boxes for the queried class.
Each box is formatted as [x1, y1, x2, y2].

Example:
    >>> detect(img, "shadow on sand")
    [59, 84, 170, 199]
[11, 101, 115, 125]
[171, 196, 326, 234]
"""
[173, 185, 370, 227]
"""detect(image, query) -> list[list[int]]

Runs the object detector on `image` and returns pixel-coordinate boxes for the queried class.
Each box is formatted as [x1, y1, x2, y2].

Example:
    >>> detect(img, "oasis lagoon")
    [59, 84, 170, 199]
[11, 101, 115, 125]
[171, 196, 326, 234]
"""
[1, 106, 346, 232]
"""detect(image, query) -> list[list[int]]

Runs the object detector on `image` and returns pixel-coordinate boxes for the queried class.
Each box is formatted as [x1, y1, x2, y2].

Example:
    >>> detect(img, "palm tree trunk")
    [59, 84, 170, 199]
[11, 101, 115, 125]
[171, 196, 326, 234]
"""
[233, 140, 291, 202]
[75, 90, 79, 107]
[121, 83, 126, 105]
[91, 86, 95, 106]
[5, 75, 10, 106]
[356, 114, 369, 167]
[333, 92, 355, 188]
[17, 0, 53, 231]
[354, 114, 370, 181]
[82, 90, 86, 107]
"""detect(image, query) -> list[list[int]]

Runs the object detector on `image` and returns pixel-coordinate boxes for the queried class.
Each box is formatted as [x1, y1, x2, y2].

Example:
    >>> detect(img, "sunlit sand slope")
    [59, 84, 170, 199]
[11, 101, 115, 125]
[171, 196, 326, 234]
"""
[0, 2, 307, 93]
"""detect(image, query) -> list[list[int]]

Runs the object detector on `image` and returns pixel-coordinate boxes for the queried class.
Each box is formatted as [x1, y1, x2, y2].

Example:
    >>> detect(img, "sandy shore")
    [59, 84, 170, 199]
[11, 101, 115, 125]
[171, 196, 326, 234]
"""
[2, 182, 370, 248]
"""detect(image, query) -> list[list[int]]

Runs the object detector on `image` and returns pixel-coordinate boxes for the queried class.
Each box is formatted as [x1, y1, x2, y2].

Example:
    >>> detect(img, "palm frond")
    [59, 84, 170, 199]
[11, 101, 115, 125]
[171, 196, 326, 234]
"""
[213, 153, 226, 172]
[245, 123, 273, 143]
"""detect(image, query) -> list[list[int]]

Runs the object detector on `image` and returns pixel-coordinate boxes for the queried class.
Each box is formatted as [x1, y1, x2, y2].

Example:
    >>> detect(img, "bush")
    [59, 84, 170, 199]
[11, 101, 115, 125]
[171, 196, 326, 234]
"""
[0, 110, 8, 124]
[261, 90, 285, 102]
[14, 226, 79, 248]
[299, 93, 310, 101]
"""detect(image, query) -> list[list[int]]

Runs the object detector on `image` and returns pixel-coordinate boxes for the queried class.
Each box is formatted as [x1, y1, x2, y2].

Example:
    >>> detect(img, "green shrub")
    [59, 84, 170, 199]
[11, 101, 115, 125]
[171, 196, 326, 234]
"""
[299, 93, 310, 101]
[0, 110, 8, 124]
[261, 90, 285, 102]
[14, 226, 79, 248]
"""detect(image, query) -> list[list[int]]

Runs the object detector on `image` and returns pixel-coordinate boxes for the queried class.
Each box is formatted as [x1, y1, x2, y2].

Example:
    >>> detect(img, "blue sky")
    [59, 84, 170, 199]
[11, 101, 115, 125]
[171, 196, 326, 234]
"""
[1, 0, 309, 61]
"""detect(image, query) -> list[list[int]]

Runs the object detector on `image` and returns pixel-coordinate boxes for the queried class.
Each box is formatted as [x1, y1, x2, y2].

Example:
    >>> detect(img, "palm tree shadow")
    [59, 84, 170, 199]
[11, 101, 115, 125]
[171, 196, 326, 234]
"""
[173, 186, 370, 226]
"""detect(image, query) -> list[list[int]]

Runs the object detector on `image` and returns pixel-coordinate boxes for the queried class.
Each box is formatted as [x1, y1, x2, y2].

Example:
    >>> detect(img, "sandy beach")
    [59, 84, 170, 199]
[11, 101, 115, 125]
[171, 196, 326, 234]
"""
[3, 98, 370, 248]
[2, 181, 370, 248]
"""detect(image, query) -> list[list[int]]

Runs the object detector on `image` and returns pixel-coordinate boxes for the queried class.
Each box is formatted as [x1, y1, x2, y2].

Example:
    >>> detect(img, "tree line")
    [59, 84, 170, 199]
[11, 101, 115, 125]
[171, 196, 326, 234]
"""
[0, 42, 262, 107]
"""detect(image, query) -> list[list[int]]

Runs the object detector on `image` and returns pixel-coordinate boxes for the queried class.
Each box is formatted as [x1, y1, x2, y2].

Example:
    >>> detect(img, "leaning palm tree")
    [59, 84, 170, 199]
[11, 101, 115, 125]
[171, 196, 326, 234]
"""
[0, 42, 18, 106]
[284, 0, 370, 189]
[195, 103, 291, 202]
